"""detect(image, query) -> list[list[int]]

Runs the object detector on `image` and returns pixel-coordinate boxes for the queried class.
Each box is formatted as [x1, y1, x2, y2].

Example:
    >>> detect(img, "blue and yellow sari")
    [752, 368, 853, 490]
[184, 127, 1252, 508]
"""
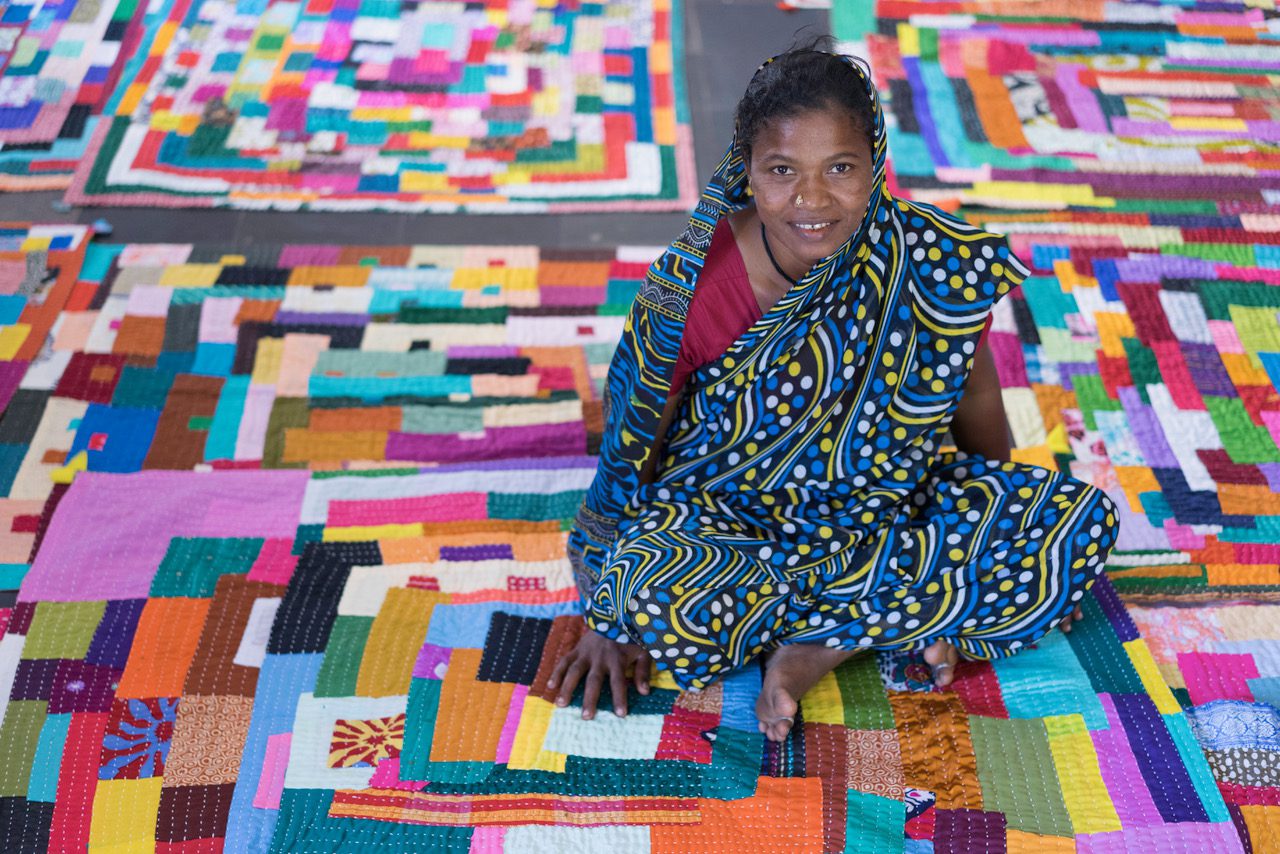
[568, 55, 1118, 691]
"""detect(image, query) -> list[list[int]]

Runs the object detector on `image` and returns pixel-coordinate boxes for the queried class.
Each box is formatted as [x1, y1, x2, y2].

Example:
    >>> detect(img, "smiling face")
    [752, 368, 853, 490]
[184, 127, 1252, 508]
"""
[745, 105, 875, 278]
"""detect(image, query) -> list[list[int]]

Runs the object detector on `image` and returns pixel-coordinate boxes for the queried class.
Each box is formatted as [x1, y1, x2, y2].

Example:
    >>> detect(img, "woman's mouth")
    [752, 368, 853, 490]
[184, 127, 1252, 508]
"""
[792, 220, 836, 237]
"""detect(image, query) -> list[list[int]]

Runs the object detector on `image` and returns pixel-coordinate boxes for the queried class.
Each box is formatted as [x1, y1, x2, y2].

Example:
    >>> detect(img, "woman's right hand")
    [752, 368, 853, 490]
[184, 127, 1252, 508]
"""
[546, 627, 651, 719]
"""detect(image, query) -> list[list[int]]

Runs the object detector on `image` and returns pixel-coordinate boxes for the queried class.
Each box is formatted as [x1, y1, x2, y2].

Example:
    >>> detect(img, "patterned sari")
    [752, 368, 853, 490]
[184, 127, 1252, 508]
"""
[568, 54, 1118, 691]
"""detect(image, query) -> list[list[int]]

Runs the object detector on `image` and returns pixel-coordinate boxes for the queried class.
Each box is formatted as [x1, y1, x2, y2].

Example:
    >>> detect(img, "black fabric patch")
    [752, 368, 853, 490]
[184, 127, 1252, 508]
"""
[477, 613, 554, 686]
[267, 541, 382, 654]
[1010, 297, 1040, 346]
[56, 104, 91, 140]
[0, 797, 54, 854]
[162, 303, 202, 354]
[0, 390, 50, 444]
[445, 357, 531, 376]
[889, 79, 919, 134]
[215, 265, 292, 286]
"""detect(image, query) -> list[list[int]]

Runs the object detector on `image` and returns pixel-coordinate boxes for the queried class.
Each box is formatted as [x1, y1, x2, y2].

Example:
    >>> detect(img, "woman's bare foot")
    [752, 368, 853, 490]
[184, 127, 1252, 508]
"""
[924, 606, 1085, 688]
[755, 644, 854, 742]
[923, 638, 960, 687]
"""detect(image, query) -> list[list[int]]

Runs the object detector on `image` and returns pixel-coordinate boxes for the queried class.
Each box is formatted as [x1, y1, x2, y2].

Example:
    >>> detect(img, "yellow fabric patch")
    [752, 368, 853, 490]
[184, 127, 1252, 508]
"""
[89, 777, 164, 852]
[1124, 639, 1181, 714]
[1044, 714, 1122, 835]
[507, 695, 568, 773]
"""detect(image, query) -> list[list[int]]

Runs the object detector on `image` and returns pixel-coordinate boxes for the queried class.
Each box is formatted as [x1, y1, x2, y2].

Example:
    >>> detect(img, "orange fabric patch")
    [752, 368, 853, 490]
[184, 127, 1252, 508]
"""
[429, 648, 514, 763]
[650, 777, 825, 853]
[114, 598, 211, 698]
[890, 693, 983, 810]
[112, 315, 166, 359]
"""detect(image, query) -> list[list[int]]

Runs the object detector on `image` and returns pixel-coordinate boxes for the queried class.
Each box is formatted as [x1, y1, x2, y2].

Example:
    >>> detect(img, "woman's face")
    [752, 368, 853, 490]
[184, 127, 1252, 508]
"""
[746, 107, 875, 272]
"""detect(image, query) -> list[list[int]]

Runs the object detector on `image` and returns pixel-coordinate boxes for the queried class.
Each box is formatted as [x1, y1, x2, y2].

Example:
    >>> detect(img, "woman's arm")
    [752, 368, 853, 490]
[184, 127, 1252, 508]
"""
[950, 342, 1012, 463]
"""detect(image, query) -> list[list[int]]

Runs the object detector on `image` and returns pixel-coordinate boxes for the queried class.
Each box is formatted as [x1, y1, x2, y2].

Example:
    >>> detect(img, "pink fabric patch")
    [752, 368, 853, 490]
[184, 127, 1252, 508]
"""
[468, 827, 506, 853]
[1076, 820, 1243, 853]
[247, 538, 299, 586]
[19, 470, 308, 601]
[326, 492, 488, 527]
[252, 732, 292, 809]
[494, 684, 529, 765]
[1178, 652, 1261, 705]
[367, 756, 426, 792]
[1091, 694, 1165, 828]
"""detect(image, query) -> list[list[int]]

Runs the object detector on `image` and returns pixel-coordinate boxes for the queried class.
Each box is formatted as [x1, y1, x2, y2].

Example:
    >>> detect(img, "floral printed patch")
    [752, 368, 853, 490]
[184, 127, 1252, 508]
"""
[99, 697, 179, 780]
[328, 713, 406, 769]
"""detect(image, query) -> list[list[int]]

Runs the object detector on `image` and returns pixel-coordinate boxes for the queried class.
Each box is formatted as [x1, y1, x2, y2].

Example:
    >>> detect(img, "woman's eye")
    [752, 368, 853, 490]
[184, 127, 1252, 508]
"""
[770, 166, 793, 175]
[830, 163, 852, 174]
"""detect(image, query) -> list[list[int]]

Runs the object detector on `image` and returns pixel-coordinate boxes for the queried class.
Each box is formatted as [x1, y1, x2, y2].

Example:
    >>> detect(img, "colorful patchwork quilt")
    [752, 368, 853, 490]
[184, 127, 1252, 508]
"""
[831, 0, 1280, 848]
[0, 0, 143, 190]
[0, 222, 1254, 850]
[59, 0, 696, 211]
[849, 0, 1280, 598]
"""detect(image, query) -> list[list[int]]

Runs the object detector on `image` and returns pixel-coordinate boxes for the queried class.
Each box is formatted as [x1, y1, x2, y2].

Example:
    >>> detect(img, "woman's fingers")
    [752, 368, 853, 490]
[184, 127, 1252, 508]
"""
[633, 654, 651, 695]
[546, 654, 568, 690]
[555, 659, 585, 707]
[1074, 605, 1084, 621]
[610, 662, 629, 717]
[581, 667, 604, 720]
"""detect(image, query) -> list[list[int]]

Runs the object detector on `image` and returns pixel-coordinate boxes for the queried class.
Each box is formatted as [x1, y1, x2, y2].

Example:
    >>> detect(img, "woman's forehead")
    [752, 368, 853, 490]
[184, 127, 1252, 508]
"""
[751, 109, 871, 152]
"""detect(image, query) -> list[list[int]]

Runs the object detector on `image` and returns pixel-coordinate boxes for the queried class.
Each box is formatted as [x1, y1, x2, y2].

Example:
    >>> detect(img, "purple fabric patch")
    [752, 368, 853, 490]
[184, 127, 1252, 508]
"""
[932, 809, 1007, 854]
[412, 643, 452, 680]
[0, 359, 26, 414]
[386, 422, 586, 464]
[1090, 575, 1138, 642]
[447, 346, 521, 359]
[1057, 361, 1097, 390]
[1119, 387, 1179, 469]
[1181, 342, 1236, 398]
[85, 599, 146, 670]
[11, 658, 61, 701]
[439, 544, 513, 562]
[6, 601, 37, 635]
[1112, 693, 1210, 823]
[47, 659, 118, 713]
[19, 470, 309, 602]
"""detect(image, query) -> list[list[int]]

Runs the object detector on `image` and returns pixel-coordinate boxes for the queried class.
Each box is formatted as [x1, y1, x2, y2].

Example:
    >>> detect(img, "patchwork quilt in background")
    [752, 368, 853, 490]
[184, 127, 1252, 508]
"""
[0, 222, 1256, 851]
[64, 0, 696, 212]
[834, 0, 1280, 848]
[2, 0, 697, 211]
[0, 0, 145, 190]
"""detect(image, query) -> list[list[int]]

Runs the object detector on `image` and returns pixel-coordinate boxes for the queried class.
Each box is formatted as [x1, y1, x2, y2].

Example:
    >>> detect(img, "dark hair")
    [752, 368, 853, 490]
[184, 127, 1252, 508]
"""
[734, 37, 875, 163]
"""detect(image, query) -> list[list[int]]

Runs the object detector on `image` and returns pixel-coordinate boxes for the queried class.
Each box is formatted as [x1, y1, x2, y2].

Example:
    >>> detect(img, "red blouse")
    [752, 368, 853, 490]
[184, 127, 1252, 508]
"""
[667, 220, 994, 397]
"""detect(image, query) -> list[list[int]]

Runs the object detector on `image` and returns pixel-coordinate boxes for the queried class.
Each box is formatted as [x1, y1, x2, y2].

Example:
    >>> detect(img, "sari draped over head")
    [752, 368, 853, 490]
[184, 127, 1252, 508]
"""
[568, 54, 1118, 691]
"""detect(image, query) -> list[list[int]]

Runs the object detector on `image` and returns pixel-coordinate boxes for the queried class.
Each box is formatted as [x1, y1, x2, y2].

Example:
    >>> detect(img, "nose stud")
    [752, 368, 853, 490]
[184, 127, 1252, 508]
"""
[794, 193, 804, 207]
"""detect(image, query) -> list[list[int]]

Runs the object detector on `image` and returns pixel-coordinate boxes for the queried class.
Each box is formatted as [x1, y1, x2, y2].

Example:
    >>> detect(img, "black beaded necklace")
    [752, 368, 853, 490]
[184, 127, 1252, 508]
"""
[759, 223, 798, 286]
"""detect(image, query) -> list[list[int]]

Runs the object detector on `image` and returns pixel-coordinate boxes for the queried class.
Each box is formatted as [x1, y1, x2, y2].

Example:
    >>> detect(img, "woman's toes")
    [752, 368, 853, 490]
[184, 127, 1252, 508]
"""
[924, 639, 959, 687]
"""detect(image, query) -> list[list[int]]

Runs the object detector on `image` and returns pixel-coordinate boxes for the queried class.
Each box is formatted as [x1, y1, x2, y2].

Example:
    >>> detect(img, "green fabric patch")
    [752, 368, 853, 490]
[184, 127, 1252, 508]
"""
[22, 601, 106, 659]
[313, 616, 374, 698]
[969, 715, 1073, 837]
[0, 701, 47, 797]
[835, 655, 895, 731]
[150, 537, 263, 597]
[846, 789, 906, 854]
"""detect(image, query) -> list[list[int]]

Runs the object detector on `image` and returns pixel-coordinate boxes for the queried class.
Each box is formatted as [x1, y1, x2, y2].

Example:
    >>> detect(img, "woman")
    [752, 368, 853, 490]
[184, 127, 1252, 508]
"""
[551, 47, 1118, 742]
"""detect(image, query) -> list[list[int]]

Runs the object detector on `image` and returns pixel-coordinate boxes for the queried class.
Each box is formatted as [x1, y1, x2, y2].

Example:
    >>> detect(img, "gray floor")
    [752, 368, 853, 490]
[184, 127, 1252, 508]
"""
[0, 0, 827, 248]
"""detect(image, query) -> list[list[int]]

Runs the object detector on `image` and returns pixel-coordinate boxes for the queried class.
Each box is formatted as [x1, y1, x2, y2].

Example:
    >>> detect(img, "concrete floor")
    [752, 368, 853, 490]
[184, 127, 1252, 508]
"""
[0, 0, 827, 247]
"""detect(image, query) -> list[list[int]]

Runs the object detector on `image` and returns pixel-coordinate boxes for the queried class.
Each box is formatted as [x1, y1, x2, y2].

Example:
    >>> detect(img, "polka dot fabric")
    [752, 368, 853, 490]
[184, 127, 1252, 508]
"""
[569, 54, 1120, 690]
